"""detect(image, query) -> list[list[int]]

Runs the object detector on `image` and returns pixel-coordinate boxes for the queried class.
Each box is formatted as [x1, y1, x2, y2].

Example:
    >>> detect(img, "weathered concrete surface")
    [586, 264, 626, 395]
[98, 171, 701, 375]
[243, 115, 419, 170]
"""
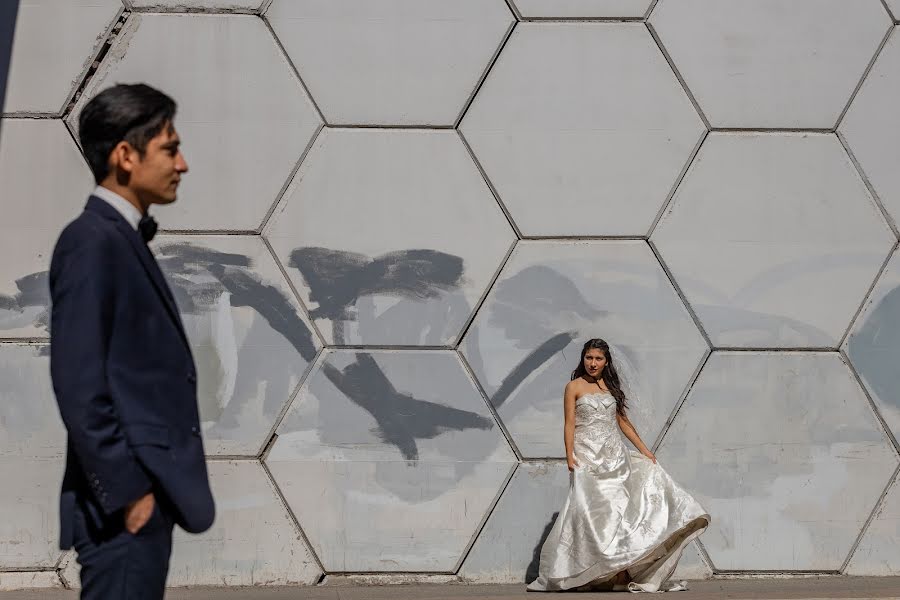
[650, 0, 891, 128]
[3, 578, 900, 599]
[658, 352, 899, 571]
[461, 240, 708, 459]
[461, 23, 704, 237]
[652, 133, 895, 348]
[840, 28, 900, 234]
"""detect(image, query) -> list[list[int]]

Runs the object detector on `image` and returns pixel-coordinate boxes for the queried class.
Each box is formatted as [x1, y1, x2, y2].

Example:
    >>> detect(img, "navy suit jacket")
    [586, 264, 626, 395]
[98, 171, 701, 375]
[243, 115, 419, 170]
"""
[49, 195, 214, 549]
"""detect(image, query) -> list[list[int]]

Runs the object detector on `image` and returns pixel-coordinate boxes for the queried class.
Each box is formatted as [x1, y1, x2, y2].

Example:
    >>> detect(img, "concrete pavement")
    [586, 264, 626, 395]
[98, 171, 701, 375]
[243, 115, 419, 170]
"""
[1, 578, 900, 600]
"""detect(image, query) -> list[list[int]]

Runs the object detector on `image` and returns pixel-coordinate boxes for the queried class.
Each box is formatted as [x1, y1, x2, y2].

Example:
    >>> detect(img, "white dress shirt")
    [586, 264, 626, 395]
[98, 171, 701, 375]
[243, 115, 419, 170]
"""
[92, 185, 142, 231]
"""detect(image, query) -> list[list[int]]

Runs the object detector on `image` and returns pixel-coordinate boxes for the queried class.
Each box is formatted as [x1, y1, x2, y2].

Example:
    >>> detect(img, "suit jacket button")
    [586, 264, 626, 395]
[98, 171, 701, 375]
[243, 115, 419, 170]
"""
[190, 426, 200, 436]
[187, 372, 196, 384]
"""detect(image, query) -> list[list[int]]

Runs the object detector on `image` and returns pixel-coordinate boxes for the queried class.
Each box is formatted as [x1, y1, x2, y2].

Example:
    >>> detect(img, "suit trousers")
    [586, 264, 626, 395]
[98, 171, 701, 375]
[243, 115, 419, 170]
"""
[72, 495, 174, 600]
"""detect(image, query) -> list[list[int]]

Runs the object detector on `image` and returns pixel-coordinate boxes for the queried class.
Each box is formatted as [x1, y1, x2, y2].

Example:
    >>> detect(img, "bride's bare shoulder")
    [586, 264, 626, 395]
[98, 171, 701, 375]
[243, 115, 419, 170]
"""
[565, 379, 584, 397]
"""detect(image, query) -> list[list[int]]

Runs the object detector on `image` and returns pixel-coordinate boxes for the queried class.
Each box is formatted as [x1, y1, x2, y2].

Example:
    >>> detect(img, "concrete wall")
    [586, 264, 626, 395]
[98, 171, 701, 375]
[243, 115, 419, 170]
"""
[2, 0, 900, 589]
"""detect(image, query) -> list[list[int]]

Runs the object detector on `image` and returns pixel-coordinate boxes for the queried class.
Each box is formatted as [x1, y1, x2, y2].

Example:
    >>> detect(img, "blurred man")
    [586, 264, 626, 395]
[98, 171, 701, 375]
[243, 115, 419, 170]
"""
[50, 83, 214, 599]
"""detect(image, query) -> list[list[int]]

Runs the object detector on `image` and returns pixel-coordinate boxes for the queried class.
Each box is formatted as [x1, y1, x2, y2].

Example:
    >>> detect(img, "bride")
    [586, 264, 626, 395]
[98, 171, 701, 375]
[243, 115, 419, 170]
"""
[527, 339, 709, 593]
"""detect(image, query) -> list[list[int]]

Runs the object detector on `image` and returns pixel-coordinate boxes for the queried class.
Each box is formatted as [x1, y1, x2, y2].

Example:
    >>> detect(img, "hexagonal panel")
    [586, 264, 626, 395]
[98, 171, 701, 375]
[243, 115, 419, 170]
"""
[459, 462, 570, 583]
[658, 351, 898, 570]
[266, 0, 513, 126]
[846, 471, 900, 575]
[461, 23, 704, 237]
[0, 344, 65, 569]
[128, 1, 264, 11]
[168, 460, 322, 586]
[650, 0, 890, 128]
[652, 133, 895, 349]
[845, 248, 900, 442]
[264, 129, 515, 346]
[153, 235, 321, 456]
[840, 28, 900, 229]
[511, 0, 652, 18]
[461, 240, 708, 458]
[0, 119, 94, 338]
[69, 13, 321, 231]
[265, 350, 516, 572]
[3, 0, 120, 114]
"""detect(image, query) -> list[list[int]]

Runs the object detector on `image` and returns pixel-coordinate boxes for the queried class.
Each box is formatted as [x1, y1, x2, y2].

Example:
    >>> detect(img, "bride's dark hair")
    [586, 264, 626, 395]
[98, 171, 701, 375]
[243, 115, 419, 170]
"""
[571, 338, 628, 416]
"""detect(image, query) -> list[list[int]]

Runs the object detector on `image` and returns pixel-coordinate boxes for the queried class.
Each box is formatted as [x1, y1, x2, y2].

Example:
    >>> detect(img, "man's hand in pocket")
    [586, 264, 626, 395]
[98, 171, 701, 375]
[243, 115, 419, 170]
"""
[125, 493, 155, 534]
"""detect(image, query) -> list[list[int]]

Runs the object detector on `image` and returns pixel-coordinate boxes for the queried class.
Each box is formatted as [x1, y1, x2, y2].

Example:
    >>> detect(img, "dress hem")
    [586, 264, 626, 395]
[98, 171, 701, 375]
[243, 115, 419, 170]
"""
[526, 514, 710, 592]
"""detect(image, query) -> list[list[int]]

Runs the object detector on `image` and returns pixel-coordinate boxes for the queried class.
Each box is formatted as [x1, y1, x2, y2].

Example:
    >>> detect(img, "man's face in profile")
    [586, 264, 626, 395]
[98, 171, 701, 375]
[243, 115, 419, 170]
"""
[130, 121, 188, 206]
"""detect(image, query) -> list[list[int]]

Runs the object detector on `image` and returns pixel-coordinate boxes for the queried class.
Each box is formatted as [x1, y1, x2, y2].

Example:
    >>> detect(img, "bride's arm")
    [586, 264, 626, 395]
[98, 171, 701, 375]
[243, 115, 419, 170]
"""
[564, 383, 578, 471]
[616, 413, 657, 463]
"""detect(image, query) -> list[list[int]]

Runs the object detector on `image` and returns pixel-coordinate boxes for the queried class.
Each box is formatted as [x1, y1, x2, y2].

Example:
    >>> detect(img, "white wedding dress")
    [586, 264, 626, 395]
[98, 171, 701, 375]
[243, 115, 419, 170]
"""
[527, 392, 709, 593]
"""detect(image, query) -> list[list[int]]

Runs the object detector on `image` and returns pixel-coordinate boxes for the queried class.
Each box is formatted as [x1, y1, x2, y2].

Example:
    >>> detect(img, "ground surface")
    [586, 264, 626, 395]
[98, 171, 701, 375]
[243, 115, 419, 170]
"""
[2, 578, 900, 599]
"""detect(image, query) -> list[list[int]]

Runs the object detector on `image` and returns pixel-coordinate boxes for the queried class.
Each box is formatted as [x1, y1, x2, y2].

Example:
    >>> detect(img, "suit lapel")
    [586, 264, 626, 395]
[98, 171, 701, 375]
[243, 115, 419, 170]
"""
[86, 196, 192, 353]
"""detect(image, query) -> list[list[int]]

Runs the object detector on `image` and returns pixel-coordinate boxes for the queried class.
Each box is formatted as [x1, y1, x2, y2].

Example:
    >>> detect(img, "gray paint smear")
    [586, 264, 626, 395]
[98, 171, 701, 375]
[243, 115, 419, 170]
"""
[289, 247, 463, 342]
[321, 353, 494, 461]
[491, 331, 576, 408]
[0, 270, 50, 330]
[156, 243, 316, 360]
[488, 265, 604, 346]
[207, 264, 318, 362]
[848, 283, 900, 425]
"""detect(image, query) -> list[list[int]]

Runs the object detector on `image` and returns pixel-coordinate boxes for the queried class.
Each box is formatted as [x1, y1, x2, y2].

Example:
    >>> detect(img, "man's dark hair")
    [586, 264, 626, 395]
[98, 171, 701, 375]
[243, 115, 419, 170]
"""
[78, 83, 177, 183]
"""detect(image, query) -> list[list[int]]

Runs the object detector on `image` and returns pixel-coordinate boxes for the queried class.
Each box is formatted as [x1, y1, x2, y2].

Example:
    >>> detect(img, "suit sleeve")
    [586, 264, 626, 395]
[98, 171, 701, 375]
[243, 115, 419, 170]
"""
[49, 228, 152, 515]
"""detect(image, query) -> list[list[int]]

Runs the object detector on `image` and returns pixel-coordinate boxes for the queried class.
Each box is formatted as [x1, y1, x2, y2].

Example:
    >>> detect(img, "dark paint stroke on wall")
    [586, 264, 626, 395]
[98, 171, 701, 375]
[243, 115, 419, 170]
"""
[289, 247, 463, 341]
[207, 264, 318, 362]
[491, 332, 576, 408]
[321, 353, 494, 461]
[156, 243, 317, 360]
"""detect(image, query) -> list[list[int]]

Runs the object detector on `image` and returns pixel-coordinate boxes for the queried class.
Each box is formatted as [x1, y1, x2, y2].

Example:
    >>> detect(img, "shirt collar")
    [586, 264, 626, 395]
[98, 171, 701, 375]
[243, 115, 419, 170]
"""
[92, 185, 143, 231]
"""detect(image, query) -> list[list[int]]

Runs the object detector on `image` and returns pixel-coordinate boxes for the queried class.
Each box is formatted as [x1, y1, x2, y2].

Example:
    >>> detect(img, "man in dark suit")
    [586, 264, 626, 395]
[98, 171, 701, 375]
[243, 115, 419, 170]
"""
[50, 83, 214, 599]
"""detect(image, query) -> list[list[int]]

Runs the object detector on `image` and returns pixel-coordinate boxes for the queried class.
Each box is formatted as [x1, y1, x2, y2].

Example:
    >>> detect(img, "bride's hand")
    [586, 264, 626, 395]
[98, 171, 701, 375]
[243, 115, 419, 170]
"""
[567, 455, 579, 471]
[642, 450, 657, 464]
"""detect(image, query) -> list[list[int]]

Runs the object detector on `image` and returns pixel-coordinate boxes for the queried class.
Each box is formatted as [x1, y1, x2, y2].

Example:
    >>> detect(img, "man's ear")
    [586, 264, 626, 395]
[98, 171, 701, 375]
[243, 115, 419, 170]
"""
[109, 140, 138, 175]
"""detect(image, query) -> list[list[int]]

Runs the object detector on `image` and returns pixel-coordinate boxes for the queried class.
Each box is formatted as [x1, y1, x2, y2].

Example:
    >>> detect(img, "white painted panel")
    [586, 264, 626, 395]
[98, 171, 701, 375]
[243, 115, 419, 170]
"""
[3, 0, 120, 114]
[659, 351, 898, 570]
[266, 0, 512, 125]
[168, 461, 321, 586]
[69, 14, 321, 231]
[462, 24, 704, 236]
[459, 462, 570, 583]
[847, 474, 900, 575]
[265, 129, 515, 346]
[840, 28, 900, 229]
[266, 350, 515, 571]
[651, 0, 890, 127]
[652, 133, 894, 348]
[0, 120, 94, 339]
[0, 345, 65, 569]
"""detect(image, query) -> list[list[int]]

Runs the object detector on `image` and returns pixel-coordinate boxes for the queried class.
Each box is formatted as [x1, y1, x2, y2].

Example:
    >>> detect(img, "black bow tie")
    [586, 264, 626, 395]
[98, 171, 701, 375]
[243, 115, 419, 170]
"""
[138, 214, 158, 243]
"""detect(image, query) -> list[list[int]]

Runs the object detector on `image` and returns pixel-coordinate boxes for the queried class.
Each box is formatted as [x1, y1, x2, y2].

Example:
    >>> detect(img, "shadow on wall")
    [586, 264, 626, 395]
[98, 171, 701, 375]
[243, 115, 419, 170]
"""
[526, 511, 559, 583]
[0, 0, 18, 133]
